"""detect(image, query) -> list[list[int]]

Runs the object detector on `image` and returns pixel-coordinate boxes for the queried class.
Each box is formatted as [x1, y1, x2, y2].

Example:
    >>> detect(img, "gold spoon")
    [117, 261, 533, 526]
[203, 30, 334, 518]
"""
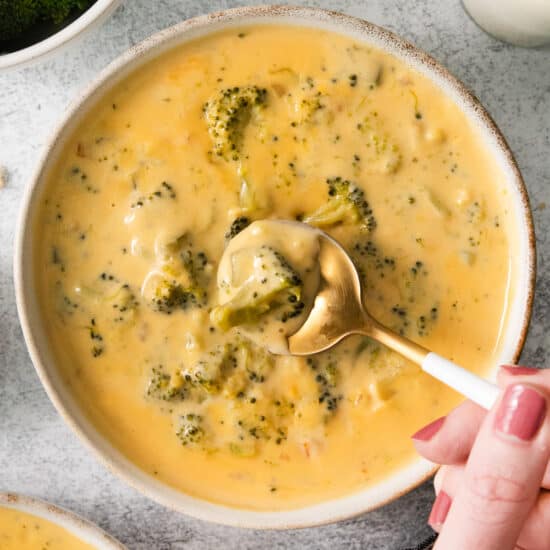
[288, 229, 500, 410]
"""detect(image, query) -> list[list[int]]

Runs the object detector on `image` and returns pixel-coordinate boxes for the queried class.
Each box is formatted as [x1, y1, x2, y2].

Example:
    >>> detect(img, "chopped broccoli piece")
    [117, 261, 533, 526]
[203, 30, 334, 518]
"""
[145, 234, 212, 314]
[70, 274, 139, 324]
[165, 234, 210, 287]
[350, 239, 396, 286]
[182, 343, 237, 394]
[0, 0, 35, 41]
[238, 337, 274, 384]
[294, 93, 325, 124]
[152, 281, 206, 314]
[225, 216, 251, 242]
[146, 366, 186, 401]
[147, 338, 275, 404]
[87, 318, 104, 358]
[109, 283, 139, 323]
[0, 0, 93, 41]
[146, 335, 307, 452]
[176, 414, 204, 446]
[218, 337, 275, 398]
[211, 246, 304, 331]
[307, 355, 341, 413]
[204, 86, 267, 160]
[303, 177, 376, 231]
[39, 0, 92, 24]
[146, 345, 236, 400]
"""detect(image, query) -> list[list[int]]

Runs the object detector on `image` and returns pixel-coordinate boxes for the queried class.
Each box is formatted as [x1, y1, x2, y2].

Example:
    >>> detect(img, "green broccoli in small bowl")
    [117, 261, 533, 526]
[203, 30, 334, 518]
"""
[1, 0, 97, 54]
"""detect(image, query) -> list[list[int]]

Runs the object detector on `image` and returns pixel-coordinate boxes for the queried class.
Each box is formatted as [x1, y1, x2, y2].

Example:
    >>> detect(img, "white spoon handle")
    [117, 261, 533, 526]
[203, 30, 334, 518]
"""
[422, 352, 500, 410]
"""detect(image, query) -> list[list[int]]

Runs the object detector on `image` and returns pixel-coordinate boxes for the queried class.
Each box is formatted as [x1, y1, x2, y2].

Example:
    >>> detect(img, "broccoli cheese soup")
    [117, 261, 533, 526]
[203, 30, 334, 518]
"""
[36, 25, 514, 510]
[0, 506, 95, 550]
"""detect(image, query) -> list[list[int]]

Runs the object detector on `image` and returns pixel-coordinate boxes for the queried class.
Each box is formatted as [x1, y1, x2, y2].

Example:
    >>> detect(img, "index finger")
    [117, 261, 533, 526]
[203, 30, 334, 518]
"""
[434, 382, 550, 550]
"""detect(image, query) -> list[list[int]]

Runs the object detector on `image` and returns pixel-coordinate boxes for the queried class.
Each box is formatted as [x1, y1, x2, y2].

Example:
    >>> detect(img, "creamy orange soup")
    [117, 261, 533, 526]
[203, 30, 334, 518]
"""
[36, 26, 513, 510]
[0, 506, 95, 550]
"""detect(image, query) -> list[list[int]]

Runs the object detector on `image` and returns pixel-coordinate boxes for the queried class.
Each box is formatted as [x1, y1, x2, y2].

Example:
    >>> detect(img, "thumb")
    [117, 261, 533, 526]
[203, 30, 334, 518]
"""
[433, 383, 550, 550]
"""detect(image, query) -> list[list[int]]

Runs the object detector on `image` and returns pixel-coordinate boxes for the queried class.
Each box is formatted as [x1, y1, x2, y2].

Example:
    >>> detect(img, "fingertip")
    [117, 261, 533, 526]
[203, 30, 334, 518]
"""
[412, 403, 485, 465]
[499, 365, 539, 376]
[428, 490, 452, 530]
[411, 416, 446, 442]
[497, 365, 541, 389]
[494, 383, 547, 442]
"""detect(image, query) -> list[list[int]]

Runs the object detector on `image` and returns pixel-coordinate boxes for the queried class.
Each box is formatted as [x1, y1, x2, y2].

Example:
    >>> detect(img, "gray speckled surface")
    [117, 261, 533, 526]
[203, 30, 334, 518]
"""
[1, 1, 549, 548]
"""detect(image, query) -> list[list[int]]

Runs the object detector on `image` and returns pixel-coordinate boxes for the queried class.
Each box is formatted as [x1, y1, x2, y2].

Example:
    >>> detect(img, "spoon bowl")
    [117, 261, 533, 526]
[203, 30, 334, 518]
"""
[287, 231, 368, 355]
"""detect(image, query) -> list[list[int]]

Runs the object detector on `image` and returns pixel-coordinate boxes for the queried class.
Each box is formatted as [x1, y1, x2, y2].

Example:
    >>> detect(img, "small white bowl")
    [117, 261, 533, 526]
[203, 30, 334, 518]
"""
[0, 492, 126, 549]
[0, 0, 121, 71]
[14, 5, 536, 529]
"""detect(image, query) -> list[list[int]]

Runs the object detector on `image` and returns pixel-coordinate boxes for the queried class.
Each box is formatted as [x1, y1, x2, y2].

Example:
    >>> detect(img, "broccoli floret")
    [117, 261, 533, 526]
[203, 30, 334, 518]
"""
[225, 216, 251, 242]
[151, 281, 206, 314]
[38, 0, 93, 24]
[166, 235, 210, 287]
[182, 343, 237, 394]
[204, 86, 267, 160]
[307, 355, 342, 413]
[145, 234, 212, 314]
[70, 273, 139, 325]
[211, 246, 304, 332]
[303, 177, 376, 231]
[146, 366, 186, 401]
[176, 414, 204, 446]
[0, 0, 93, 41]
[294, 93, 325, 124]
[0, 0, 35, 41]
[146, 343, 241, 400]
[178, 338, 274, 399]
[194, 337, 275, 400]
[108, 283, 139, 323]
[238, 337, 274, 384]
[87, 318, 104, 358]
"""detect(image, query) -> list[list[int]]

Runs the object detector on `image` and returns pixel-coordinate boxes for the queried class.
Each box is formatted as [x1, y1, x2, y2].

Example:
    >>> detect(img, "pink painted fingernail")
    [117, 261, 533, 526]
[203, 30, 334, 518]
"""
[500, 365, 539, 375]
[428, 490, 452, 529]
[495, 384, 547, 441]
[412, 416, 445, 441]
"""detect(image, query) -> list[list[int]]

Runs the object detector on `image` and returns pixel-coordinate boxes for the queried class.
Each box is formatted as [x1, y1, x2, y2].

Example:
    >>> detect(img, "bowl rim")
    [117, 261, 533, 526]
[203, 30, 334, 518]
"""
[13, 4, 536, 529]
[0, 0, 121, 71]
[0, 492, 126, 549]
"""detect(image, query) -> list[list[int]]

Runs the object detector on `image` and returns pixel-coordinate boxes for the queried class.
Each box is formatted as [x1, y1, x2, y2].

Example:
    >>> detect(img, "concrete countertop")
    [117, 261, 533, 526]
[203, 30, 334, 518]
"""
[1, 1, 549, 548]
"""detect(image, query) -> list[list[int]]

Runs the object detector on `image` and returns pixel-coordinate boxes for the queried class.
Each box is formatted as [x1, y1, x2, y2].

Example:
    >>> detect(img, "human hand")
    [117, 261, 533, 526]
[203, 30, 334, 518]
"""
[412, 365, 550, 550]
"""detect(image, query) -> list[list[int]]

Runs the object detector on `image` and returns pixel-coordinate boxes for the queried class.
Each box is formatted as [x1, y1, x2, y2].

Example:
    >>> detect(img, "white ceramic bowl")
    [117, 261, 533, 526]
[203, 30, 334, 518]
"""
[14, 5, 536, 529]
[0, 492, 126, 549]
[0, 0, 121, 70]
